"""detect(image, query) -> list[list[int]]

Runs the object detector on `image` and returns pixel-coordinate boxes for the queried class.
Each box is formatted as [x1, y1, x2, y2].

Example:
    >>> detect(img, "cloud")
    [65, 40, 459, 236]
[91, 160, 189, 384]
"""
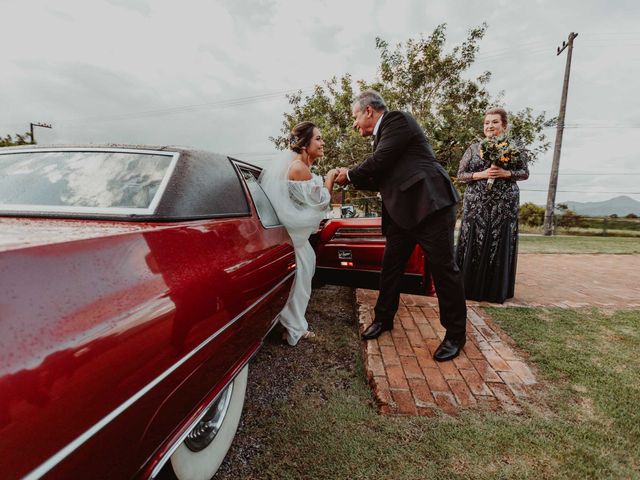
[1, 0, 638, 203]
[105, 0, 151, 16]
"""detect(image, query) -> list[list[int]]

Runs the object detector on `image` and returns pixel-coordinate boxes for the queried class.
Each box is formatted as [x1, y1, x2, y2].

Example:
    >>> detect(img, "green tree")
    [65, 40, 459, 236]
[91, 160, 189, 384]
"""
[271, 24, 554, 190]
[0, 132, 33, 147]
[271, 76, 367, 174]
[519, 202, 545, 227]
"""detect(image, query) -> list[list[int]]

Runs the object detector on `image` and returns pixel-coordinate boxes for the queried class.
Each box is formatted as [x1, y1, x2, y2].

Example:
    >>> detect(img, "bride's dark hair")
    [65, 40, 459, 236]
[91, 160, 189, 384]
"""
[289, 121, 317, 153]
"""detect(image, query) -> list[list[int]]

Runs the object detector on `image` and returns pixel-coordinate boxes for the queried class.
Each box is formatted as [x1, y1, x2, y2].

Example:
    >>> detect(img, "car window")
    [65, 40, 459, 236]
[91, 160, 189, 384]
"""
[0, 149, 176, 215]
[240, 168, 281, 227]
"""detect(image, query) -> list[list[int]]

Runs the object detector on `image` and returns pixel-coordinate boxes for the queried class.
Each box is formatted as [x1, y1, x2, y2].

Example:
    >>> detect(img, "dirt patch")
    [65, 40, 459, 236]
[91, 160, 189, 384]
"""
[214, 285, 360, 479]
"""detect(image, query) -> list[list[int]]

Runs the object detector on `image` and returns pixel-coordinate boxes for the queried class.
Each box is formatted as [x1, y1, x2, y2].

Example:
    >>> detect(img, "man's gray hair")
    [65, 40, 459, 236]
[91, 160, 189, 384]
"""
[352, 90, 388, 113]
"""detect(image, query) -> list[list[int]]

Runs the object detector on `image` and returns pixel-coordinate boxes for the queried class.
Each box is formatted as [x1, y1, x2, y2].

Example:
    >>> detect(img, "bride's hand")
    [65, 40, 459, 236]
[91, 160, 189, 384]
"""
[326, 168, 338, 179]
[324, 168, 339, 191]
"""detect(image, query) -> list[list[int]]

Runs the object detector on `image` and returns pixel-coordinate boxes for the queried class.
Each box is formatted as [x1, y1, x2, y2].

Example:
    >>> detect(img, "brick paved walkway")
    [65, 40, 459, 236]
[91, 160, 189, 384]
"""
[507, 254, 640, 309]
[357, 254, 640, 415]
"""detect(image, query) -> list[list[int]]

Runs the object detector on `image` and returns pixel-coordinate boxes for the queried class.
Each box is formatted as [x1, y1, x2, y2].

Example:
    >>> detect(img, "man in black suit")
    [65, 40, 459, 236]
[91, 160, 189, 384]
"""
[336, 90, 467, 361]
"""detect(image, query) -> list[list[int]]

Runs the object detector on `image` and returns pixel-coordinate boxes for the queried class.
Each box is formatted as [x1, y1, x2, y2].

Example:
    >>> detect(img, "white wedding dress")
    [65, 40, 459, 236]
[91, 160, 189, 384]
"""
[259, 154, 331, 346]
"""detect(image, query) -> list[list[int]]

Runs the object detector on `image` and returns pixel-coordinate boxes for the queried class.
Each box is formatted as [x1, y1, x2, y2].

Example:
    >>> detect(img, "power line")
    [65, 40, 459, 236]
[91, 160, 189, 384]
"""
[536, 123, 640, 129]
[530, 185, 638, 189]
[542, 125, 640, 129]
[50, 88, 313, 125]
[535, 172, 640, 175]
[475, 47, 551, 63]
[522, 189, 640, 194]
[589, 31, 640, 36]
[474, 36, 640, 64]
[228, 151, 279, 157]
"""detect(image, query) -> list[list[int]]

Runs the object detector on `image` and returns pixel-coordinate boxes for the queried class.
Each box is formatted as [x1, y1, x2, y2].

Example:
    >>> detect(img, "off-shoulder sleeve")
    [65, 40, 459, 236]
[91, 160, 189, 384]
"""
[456, 144, 475, 183]
[288, 176, 331, 211]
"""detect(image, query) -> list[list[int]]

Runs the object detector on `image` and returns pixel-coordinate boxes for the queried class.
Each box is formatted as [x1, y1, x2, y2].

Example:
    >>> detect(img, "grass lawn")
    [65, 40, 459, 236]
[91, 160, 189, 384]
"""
[244, 306, 640, 479]
[518, 235, 640, 254]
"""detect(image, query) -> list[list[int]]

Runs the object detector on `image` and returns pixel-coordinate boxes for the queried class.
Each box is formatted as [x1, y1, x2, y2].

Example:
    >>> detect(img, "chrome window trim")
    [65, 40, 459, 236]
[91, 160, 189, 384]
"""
[0, 147, 179, 216]
[22, 270, 295, 480]
[236, 165, 283, 229]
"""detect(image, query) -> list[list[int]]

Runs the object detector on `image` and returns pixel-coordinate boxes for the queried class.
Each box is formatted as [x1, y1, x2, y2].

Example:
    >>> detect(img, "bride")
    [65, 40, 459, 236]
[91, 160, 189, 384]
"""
[260, 121, 338, 346]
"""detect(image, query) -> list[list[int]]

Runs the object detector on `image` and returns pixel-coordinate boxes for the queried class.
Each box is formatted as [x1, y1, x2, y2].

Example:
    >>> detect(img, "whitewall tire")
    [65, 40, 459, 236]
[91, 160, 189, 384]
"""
[170, 365, 248, 480]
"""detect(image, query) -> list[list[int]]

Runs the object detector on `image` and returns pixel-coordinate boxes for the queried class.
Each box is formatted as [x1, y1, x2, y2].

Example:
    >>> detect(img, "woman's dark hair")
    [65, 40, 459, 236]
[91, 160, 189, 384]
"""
[484, 107, 508, 127]
[289, 121, 317, 153]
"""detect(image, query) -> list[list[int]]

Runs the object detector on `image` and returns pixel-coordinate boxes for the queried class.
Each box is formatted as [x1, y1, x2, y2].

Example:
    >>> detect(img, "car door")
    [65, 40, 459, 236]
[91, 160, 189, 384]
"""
[311, 216, 434, 295]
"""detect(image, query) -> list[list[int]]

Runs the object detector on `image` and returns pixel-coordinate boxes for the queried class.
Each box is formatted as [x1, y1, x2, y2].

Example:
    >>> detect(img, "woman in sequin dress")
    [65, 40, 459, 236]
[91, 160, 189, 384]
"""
[455, 107, 529, 303]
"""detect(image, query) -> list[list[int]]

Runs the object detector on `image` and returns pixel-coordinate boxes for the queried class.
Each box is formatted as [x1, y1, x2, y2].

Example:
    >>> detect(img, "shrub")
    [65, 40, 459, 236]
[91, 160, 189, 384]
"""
[557, 209, 583, 228]
[519, 202, 545, 227]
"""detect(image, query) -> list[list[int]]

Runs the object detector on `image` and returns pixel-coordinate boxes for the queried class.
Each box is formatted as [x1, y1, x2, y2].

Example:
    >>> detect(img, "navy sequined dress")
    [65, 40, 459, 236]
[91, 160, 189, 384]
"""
[455, 141, 529, 303]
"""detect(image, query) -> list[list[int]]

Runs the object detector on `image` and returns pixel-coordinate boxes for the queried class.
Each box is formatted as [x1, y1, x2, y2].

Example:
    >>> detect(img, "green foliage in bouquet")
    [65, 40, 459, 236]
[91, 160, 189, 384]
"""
[479, 134, 520, 168]
[479, 134, 521, 190]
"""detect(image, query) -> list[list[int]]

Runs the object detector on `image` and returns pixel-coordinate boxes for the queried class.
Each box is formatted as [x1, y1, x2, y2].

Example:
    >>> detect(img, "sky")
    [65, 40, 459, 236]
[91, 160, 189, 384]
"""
[2, 0, 639, 205]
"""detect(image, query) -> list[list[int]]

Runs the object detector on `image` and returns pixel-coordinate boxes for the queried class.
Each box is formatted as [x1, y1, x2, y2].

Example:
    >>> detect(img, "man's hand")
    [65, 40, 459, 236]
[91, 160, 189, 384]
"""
[335, 167, 350, 186]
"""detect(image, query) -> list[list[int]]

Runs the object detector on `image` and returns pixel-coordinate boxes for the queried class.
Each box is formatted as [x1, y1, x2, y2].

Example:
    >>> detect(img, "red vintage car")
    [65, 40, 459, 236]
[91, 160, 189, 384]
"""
[0, 145, 431, 480]
[312, 217, 433, 295]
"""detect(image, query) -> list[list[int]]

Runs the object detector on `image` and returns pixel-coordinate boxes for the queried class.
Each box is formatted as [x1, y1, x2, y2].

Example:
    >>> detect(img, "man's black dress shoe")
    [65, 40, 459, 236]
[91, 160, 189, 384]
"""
[361, 322, 392, 340]
[433, 337, 466, 362]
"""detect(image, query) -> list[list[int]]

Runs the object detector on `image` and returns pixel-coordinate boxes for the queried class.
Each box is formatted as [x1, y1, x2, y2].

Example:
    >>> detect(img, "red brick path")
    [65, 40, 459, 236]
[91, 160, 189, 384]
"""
[508, 254, 640, 309]
[357, 291, 533, 415]
[357, 254, 640, 415]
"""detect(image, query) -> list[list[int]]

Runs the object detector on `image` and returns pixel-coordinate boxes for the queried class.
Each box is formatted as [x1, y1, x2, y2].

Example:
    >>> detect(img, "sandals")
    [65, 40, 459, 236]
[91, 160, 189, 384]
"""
[282, 330, 316, 343]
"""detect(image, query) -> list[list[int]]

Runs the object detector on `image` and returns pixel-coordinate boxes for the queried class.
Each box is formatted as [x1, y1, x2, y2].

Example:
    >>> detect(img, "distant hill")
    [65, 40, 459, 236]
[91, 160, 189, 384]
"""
[563, 196, 640, 217]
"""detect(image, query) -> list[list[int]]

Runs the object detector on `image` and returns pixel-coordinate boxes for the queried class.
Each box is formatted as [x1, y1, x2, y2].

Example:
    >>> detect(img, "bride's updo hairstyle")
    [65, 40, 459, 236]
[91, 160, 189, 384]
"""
[289, 121, 317, 153]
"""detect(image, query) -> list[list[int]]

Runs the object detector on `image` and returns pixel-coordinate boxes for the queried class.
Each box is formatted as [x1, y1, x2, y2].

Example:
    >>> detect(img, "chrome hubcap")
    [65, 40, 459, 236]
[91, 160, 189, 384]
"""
[184, 382, 234, 452]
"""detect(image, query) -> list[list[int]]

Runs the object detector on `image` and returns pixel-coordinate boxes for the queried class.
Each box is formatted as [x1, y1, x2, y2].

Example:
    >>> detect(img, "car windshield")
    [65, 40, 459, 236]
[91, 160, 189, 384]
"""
[0, 149, 176, 215]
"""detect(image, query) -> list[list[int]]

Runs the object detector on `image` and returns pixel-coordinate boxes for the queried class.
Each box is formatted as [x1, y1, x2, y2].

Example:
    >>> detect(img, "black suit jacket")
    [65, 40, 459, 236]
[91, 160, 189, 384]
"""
[348, 111, 460, 231]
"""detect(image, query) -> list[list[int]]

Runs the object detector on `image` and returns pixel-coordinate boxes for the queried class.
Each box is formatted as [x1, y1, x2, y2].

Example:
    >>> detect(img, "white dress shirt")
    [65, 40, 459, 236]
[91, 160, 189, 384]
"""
[347, 112, 384, 182]
[372, 112, 384, 137]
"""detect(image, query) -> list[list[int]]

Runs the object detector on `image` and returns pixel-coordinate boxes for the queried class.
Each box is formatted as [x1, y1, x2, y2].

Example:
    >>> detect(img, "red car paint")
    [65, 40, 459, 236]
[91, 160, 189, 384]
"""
[0, 145, 434, 479]
[313, 217, 435, 295]
[0, 215, 294, 478]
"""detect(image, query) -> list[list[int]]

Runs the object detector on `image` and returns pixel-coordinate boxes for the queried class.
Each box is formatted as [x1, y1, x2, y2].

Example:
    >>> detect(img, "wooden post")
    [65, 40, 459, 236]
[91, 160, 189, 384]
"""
[543, 32, 578, 236]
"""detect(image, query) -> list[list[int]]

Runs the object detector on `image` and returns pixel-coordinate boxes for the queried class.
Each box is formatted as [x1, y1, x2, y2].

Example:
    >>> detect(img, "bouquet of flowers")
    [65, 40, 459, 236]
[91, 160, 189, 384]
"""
[479, 134, 520, 190]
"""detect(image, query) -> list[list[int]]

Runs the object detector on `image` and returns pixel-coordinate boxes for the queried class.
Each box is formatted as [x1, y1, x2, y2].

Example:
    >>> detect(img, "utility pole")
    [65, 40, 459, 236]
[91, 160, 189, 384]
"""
[29, 122, 52, 144]
[543, 32, 578, 236]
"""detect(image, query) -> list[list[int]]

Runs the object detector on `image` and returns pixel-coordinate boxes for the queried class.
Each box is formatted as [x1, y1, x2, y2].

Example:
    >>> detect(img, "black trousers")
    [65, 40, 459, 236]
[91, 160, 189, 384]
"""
[374, 204, 467, 339]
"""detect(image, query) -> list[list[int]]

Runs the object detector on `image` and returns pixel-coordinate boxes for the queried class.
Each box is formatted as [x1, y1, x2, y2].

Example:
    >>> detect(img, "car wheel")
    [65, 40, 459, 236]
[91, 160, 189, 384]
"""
[170, 365, 248, 480]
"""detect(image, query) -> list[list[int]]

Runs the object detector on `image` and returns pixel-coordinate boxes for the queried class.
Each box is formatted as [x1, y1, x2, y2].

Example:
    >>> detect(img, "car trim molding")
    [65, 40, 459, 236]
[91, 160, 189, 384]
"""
[149, 345, 262, 479]
[22, 270, 295, 480]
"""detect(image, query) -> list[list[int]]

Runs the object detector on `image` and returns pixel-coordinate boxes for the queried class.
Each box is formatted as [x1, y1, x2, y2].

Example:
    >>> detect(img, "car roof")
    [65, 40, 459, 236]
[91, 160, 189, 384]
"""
[0, 144, 261, 221]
